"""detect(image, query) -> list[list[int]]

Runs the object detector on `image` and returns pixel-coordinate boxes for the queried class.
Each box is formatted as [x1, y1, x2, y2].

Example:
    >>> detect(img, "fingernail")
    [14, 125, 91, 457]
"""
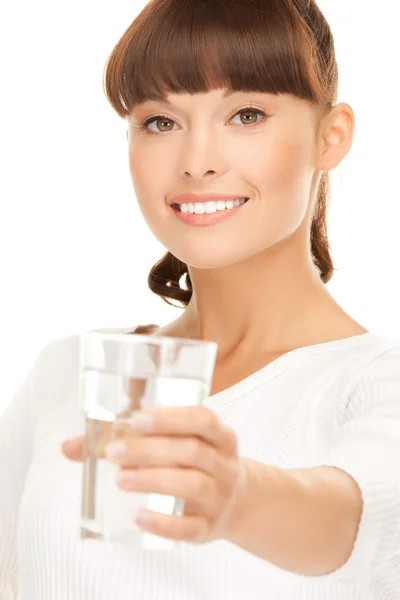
[105, 441, 127, 459]
[136, 509, 152, 525]
[116, 470, 137, 487]
[64, 436, 82, 450]
[130, 413, 154, 432]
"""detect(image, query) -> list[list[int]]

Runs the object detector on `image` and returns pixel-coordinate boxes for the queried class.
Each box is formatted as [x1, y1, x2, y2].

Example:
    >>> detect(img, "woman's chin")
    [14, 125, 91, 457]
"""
[170, 250, 250, 271]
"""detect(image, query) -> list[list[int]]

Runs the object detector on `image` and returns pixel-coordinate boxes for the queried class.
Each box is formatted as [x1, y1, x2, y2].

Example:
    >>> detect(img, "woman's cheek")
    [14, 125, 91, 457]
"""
[129, 144, 154, 189]
[267, 139, 311, 202]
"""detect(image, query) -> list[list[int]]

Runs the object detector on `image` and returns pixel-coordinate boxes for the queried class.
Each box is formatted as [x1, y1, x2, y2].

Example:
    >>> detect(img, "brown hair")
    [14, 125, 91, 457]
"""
[103, 0, 338, 309]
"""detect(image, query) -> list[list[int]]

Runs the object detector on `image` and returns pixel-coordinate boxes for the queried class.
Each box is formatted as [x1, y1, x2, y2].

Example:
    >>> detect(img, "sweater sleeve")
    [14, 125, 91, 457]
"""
[314, 346, 400, 586]
[0, 364, 34, 599]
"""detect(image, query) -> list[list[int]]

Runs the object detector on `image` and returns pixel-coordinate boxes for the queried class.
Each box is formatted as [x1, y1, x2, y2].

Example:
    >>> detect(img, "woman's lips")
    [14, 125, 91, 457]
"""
[171, 199, 249, 227]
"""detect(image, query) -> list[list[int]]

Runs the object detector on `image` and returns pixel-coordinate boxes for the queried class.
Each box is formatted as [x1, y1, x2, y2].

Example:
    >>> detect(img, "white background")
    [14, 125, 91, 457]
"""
[1, 1, 398, 414]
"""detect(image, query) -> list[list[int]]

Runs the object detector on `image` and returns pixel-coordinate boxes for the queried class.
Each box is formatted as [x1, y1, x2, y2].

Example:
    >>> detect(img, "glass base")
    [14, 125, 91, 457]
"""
[80, 520, 178, 550]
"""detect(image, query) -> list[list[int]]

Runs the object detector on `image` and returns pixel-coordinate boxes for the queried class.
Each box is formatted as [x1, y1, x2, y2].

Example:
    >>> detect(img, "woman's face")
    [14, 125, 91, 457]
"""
[127, 88, 321, 269]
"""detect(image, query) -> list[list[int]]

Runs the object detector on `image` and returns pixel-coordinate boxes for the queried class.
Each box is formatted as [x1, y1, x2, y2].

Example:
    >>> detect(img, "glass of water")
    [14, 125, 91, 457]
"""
[78, 330, 218, 550]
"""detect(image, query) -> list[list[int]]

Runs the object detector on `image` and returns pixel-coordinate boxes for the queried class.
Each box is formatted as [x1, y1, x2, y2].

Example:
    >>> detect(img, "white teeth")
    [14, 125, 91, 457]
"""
[177, 198, 247, 214]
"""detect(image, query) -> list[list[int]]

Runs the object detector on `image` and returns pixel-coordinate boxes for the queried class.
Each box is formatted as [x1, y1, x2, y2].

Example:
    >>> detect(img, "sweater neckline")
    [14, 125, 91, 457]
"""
[207, 332, 380, 406]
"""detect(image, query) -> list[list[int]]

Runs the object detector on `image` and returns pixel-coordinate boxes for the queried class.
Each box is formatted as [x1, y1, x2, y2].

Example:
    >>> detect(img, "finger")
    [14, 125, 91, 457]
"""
[135, 509, 209, 543]
[116, 467, 216, 509]
[62, 417, 136, 462]
[62, 406, 238, 462]
[131, 406, 238, 454]
[109, 436, 218, 476]
[62, 436, 84, 461]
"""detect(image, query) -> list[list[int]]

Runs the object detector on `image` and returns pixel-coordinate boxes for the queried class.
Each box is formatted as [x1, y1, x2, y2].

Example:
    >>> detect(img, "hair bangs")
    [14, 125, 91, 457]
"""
[104, 0, 326, 119]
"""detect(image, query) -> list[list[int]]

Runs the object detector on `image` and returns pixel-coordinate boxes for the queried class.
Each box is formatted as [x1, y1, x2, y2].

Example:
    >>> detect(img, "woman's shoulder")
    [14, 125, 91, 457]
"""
[28, 324, 162, 420]
[34, 323, 163, 368]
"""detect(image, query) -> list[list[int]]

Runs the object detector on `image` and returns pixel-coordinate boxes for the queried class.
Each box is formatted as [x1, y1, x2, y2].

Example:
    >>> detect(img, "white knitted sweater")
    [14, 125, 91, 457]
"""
[1, 330, 400, 599]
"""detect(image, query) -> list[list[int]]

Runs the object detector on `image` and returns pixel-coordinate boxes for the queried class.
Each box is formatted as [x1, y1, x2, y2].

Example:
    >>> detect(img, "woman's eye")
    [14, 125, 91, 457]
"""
[144, 117, 177, 133]
[230, 108, 266, 126]
[141, 107, 267, 134]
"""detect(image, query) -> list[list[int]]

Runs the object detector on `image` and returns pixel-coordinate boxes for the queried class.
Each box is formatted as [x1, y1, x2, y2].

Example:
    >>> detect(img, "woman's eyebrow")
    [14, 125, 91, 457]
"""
[141, 89, 239, 107]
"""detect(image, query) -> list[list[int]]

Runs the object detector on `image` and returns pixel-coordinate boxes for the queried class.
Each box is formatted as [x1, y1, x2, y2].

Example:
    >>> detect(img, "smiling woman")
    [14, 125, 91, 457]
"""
[3, 2, 400, 600]
[103, 0, 336, 308]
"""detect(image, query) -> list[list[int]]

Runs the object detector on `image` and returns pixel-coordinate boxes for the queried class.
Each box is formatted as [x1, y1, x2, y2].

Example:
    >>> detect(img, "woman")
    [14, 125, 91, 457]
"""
[2, 0, 400, 598]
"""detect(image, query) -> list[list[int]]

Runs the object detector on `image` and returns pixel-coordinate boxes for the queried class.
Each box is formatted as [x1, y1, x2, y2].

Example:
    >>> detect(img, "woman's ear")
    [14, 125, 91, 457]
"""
[316, 102, 355, 171]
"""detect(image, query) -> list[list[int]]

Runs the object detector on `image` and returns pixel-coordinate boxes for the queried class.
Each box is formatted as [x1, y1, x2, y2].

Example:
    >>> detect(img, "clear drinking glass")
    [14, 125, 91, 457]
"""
[78, 330, 218, 550]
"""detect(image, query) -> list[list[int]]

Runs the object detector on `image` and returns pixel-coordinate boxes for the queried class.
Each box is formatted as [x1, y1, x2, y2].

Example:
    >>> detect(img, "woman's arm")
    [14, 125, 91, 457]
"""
[227, 460, 362, 576]
[227, 347, 400, 584]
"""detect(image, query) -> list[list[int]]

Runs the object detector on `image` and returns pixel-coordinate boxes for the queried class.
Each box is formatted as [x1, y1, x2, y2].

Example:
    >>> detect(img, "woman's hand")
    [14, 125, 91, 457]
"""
[62, 406, 248, 544]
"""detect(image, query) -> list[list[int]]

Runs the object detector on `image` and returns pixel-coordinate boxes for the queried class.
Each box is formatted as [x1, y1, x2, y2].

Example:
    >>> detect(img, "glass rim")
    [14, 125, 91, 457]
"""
[80, 330, 218, 349]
